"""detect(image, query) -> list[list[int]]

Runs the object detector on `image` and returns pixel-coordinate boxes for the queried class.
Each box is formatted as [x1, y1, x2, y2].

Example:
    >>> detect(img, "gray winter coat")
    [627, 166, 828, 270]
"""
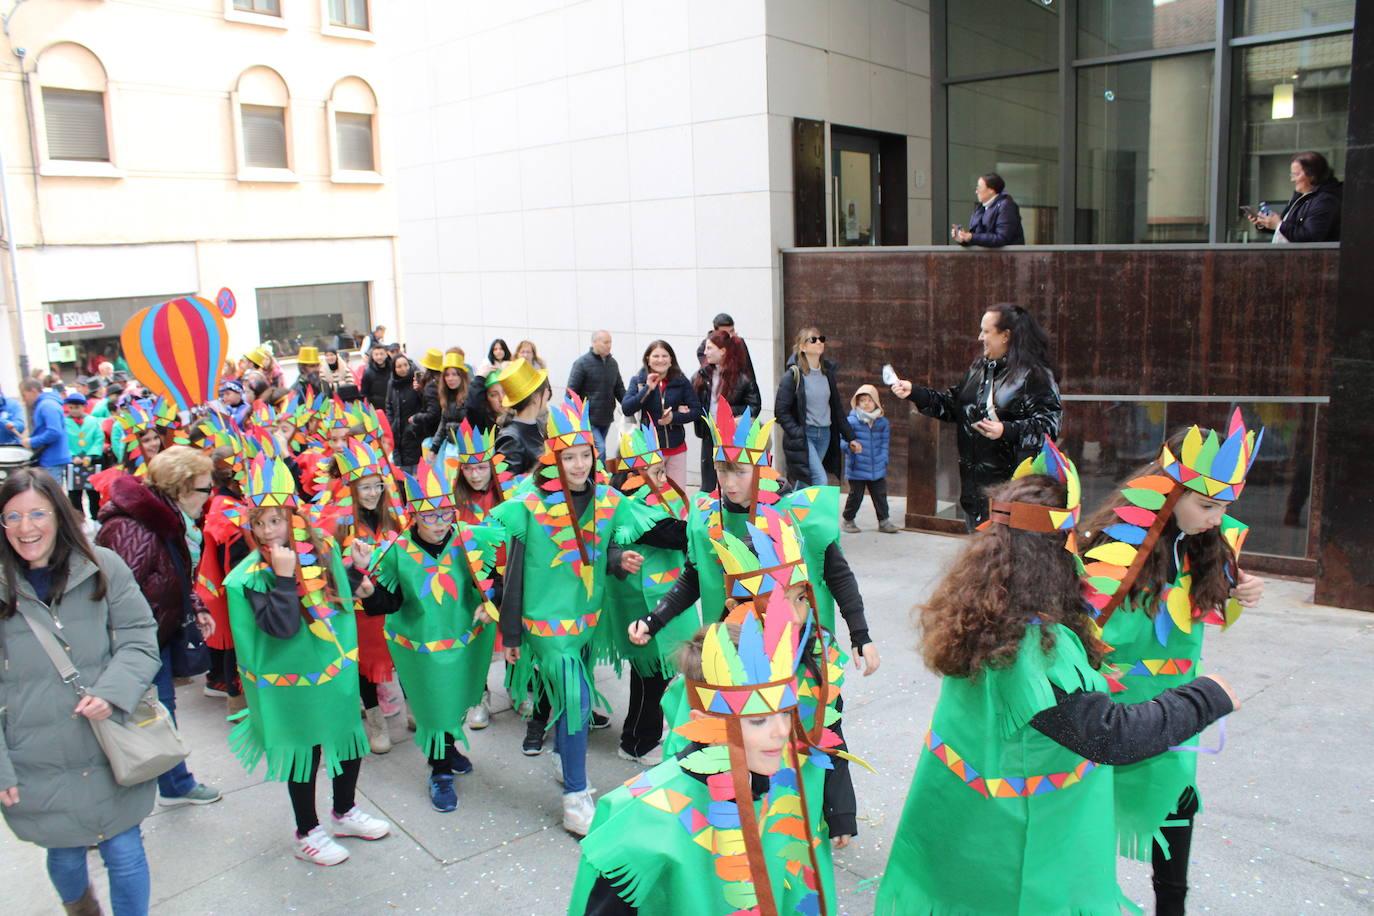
[0, 547, 160, 848]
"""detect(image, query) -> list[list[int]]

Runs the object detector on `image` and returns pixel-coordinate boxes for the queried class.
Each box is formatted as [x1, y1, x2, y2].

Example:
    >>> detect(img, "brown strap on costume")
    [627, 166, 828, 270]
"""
[1092, 484, 1184, 628]
[556, 464, 594, 567]
[727, 719, 778, 916]
[790, 710, 831, 916]
[987, 499, 1063, 532]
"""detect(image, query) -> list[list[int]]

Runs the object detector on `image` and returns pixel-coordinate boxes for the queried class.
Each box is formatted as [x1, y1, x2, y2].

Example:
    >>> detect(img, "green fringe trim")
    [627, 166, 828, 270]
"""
[505, 648, 611, 734]
[995, 625, 1102, 740]
[415, 724, 469, 759]
[227, 711, 368, 782]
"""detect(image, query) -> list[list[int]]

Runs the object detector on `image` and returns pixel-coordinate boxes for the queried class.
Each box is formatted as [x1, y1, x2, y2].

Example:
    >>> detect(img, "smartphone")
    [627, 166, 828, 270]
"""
[1239, 205, 1260, 219]
[1259, 201, 1273, 216]
[881, 364, 898, 386]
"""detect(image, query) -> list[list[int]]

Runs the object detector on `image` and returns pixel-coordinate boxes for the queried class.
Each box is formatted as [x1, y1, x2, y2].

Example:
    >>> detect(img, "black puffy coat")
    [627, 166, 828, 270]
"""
[774, 356, 856, 486]
[621, 369, 704, 451]
[1275, 177, 1342, 242]
[386, 370, 423, 468]
[691, 365, 761, 436]
[411, 379, 467, 449]
[904, 356, 1062, 523]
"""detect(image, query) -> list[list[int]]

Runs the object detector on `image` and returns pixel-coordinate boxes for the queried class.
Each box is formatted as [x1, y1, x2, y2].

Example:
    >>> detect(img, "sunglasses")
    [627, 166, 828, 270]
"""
[192, 486, 213, 494]
[806, 336, 827, 343]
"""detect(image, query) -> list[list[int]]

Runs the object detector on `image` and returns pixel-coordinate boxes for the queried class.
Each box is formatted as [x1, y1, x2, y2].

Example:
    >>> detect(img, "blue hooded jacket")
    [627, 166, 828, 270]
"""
[28, 390, 72, 467]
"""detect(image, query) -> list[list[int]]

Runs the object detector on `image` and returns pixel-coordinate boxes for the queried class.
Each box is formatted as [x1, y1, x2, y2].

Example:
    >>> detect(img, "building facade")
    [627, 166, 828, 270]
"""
[0, 0, 398, 389]
[390, 0, 935, 439]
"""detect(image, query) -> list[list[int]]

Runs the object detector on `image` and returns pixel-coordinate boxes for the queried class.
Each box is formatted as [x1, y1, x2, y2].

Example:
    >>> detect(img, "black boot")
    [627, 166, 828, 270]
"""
[522, 717, 547, 756]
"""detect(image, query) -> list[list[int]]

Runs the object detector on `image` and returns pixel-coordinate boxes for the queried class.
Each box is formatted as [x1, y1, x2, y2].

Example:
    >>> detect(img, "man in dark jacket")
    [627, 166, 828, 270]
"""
[695, 312, 757, 380]
[18, 379, 71, 477]
[360, 344, 393, 412]
[953, 172, 1024, 247]
[565, 330, 625, 460]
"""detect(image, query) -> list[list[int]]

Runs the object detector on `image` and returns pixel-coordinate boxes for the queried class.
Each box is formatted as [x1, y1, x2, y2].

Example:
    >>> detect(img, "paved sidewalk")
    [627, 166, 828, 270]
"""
[4, 522, 1372, 914]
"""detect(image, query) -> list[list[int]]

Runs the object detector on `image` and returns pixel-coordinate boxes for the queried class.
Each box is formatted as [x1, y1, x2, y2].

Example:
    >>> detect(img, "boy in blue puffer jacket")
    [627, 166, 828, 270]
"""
[842, 383, 896, 533]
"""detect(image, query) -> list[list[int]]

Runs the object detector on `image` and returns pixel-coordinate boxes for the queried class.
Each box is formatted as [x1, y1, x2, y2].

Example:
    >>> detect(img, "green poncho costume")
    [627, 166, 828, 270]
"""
[490, 393, 655, 732]
[367, 457, 501, 758]
[605, 424, 698, 676]
[875, 625, 1121, 915]
[570, 601, 836, 916]
[224, 453, 367, 782]
[1082, 410, 1260, 861]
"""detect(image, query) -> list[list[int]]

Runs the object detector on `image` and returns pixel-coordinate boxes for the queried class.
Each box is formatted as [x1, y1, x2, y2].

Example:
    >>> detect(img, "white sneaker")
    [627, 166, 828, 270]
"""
[331, 805, 391, 840]
[616, 745, 663, 767]
[562, 789, 596, 836]
[465, 691, 491, 729]
[294, 825, 350, 865]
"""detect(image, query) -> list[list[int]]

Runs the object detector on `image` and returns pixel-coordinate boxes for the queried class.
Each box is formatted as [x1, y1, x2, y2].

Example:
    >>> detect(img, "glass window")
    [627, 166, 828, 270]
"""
[336, 112, 375, 171]
[1227, 34, 1351, 242]
[42, 88, 109, 162]
[234, 0, 280, 14]
[1076, 53, 1214, 243]
[329, 0, 369, 29]
[947, 0, 1058, 79]
[257, 282, 370, 358]
[1238, 0, 1354, 37]
[242, 104, 287, 169]
[44, 294, 189, 377]
[948, 72, 1059, 243]
[1077, 0, 1215, 59]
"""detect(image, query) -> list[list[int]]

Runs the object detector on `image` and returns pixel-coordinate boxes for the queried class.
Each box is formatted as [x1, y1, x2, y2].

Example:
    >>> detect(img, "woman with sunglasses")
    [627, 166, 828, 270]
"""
[95, 445, 223, 808]
[350, 459, 499, 814]
[0, 468, 160, 916]
[775, 327, 860, 488]
[888, 304, 1061, 529]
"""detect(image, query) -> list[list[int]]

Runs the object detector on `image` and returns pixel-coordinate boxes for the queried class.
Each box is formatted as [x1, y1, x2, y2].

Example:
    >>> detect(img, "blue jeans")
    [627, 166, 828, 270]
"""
[552, 656, 593, 793]
[591, 425, 609, 466]
[153, 645, 198, 797]
[804, 425, 829, 486]
[47, 824, 150, 915]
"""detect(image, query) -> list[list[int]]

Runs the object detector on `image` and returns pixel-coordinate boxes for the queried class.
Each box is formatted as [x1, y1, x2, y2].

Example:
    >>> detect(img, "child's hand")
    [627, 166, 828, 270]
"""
[350, 539, 374, 570]
[832, 834, 853, 850]
[620, 550, 644, 574]
[355, 576, 375, 599]
[856, 643, 881, 676]
[848, 440, 862, 454]
[268, 545, 296, 577]
[628, 621, 651, 646]
[1229, 570, 1263, 607]
[503, 646, 521, 663]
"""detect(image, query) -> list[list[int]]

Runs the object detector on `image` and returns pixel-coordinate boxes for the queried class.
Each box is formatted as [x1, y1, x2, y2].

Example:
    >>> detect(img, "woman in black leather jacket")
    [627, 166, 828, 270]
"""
[890, 304, 1061, 529]
[691, 330, 760, 492]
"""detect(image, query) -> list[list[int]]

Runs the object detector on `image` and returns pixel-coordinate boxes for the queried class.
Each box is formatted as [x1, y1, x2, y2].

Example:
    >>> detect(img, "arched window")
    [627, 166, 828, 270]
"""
[328, 76, 380, 180]
[34, 43, 113, 170]
[233, 66, 293, 178]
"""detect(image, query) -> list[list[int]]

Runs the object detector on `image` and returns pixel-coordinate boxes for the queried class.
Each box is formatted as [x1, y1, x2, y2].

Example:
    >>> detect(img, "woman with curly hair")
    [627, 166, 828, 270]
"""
[876, 443, 1239, 915]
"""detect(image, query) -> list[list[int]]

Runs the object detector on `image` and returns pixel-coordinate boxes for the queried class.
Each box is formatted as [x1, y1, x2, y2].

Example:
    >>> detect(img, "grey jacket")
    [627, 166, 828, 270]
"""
[0, 547, 160, 848]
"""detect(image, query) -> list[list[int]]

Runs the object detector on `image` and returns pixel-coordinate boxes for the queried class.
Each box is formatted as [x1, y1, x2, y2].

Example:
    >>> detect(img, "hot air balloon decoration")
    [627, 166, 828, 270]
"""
[120, 295, 230, 412]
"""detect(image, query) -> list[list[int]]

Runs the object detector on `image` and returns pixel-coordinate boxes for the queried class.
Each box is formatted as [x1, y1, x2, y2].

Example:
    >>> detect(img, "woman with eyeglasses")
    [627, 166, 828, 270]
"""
[315, 439, 407, 756]
[888, 304, 1061, 529]
[349, 459, 499, 814]
[95, 445, 223, 809]
[775, 327, 860, 488]
[0, 468, 161, 916]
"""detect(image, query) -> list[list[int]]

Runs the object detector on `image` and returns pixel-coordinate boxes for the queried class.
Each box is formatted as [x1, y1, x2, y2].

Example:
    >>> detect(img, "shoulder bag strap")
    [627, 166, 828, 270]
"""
[14, 603, 87, 692]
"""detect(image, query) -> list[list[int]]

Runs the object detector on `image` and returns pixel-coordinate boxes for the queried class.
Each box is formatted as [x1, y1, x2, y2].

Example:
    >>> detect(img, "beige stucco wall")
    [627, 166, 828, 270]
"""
[0, 0, 399, 387]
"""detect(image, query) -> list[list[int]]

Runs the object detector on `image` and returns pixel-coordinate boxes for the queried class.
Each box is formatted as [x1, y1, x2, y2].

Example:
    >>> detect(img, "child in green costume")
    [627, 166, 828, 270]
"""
[491, 392, 654, 836]
[353, 455, 500, 814]
[570, 596, 840, 916]
[628, 396, 880, 676]
[224, 452, 391, 867]
[1078, 410, 1265, 915]
[877, 441, 1239, 915]
[605, 423, 694, 767]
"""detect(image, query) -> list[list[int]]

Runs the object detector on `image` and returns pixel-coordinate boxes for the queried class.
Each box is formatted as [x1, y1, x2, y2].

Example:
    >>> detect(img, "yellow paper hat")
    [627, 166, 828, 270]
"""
[296, 346, 320, 365]
[419, 348, 445, 373]
[497, 357, 548, 407]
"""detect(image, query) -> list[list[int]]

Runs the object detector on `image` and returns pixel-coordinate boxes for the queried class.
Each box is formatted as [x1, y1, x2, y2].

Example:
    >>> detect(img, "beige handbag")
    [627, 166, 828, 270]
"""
[18, 606, 189, 787]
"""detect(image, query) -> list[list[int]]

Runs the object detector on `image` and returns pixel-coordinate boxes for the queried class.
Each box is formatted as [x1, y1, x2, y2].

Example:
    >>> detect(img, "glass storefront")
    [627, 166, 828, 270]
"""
[935, 1, 1353, 244]
[256, 281, 370, 358]
[1076, 53, 1214, 243]
[948, 73, 1060, 243]
[42, 293, 190, 380]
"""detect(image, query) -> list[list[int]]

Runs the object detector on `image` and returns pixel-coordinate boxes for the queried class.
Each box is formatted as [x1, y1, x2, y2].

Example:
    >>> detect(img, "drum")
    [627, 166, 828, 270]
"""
[0, 445, 34, 480]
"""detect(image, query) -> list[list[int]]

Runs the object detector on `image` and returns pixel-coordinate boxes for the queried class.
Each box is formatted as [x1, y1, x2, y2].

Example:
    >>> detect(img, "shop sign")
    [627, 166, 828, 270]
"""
[45, 311, 105, 333]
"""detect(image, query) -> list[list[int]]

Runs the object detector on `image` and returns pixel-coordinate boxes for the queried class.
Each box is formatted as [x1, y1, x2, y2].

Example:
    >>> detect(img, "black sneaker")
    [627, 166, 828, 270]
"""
[522, 719, 546, 756]
[448, 747, 474, 775]
[590, 711, 611, 730]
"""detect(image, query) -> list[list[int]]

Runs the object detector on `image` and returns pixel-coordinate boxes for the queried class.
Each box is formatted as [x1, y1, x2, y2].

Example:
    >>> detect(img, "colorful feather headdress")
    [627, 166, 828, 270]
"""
[682, 596, 801, 720]
[334, 437, 383, 482]
[987, 439, 1083, 563]
[151, 395, 181, 430]
[244, 454, 298, 508]
[711, 506, 810, 604]
[609, 423, 663, 472]
[197, 411, 246, 482]
[544, 390, 596, 454]
[404, 456, 454, 511]
[443, 418, 496, 465]
[1159, 408, 1263, 501]
[319, 397, 355, 432]
[248, 400, 279, 431]
[707, 396, 773, 466]
[1081, 408, 1261, 631]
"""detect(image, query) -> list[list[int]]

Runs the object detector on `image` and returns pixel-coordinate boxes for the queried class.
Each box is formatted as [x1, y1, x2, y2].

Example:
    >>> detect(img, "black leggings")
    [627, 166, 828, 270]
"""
[619, 669, 670, 757]
[287, 747, 362, 835]
[1151, 787, 1200, 916]
[207, 647, 241, 697]
[359, 672, 379, 710]
[428, 733, 464, 774]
